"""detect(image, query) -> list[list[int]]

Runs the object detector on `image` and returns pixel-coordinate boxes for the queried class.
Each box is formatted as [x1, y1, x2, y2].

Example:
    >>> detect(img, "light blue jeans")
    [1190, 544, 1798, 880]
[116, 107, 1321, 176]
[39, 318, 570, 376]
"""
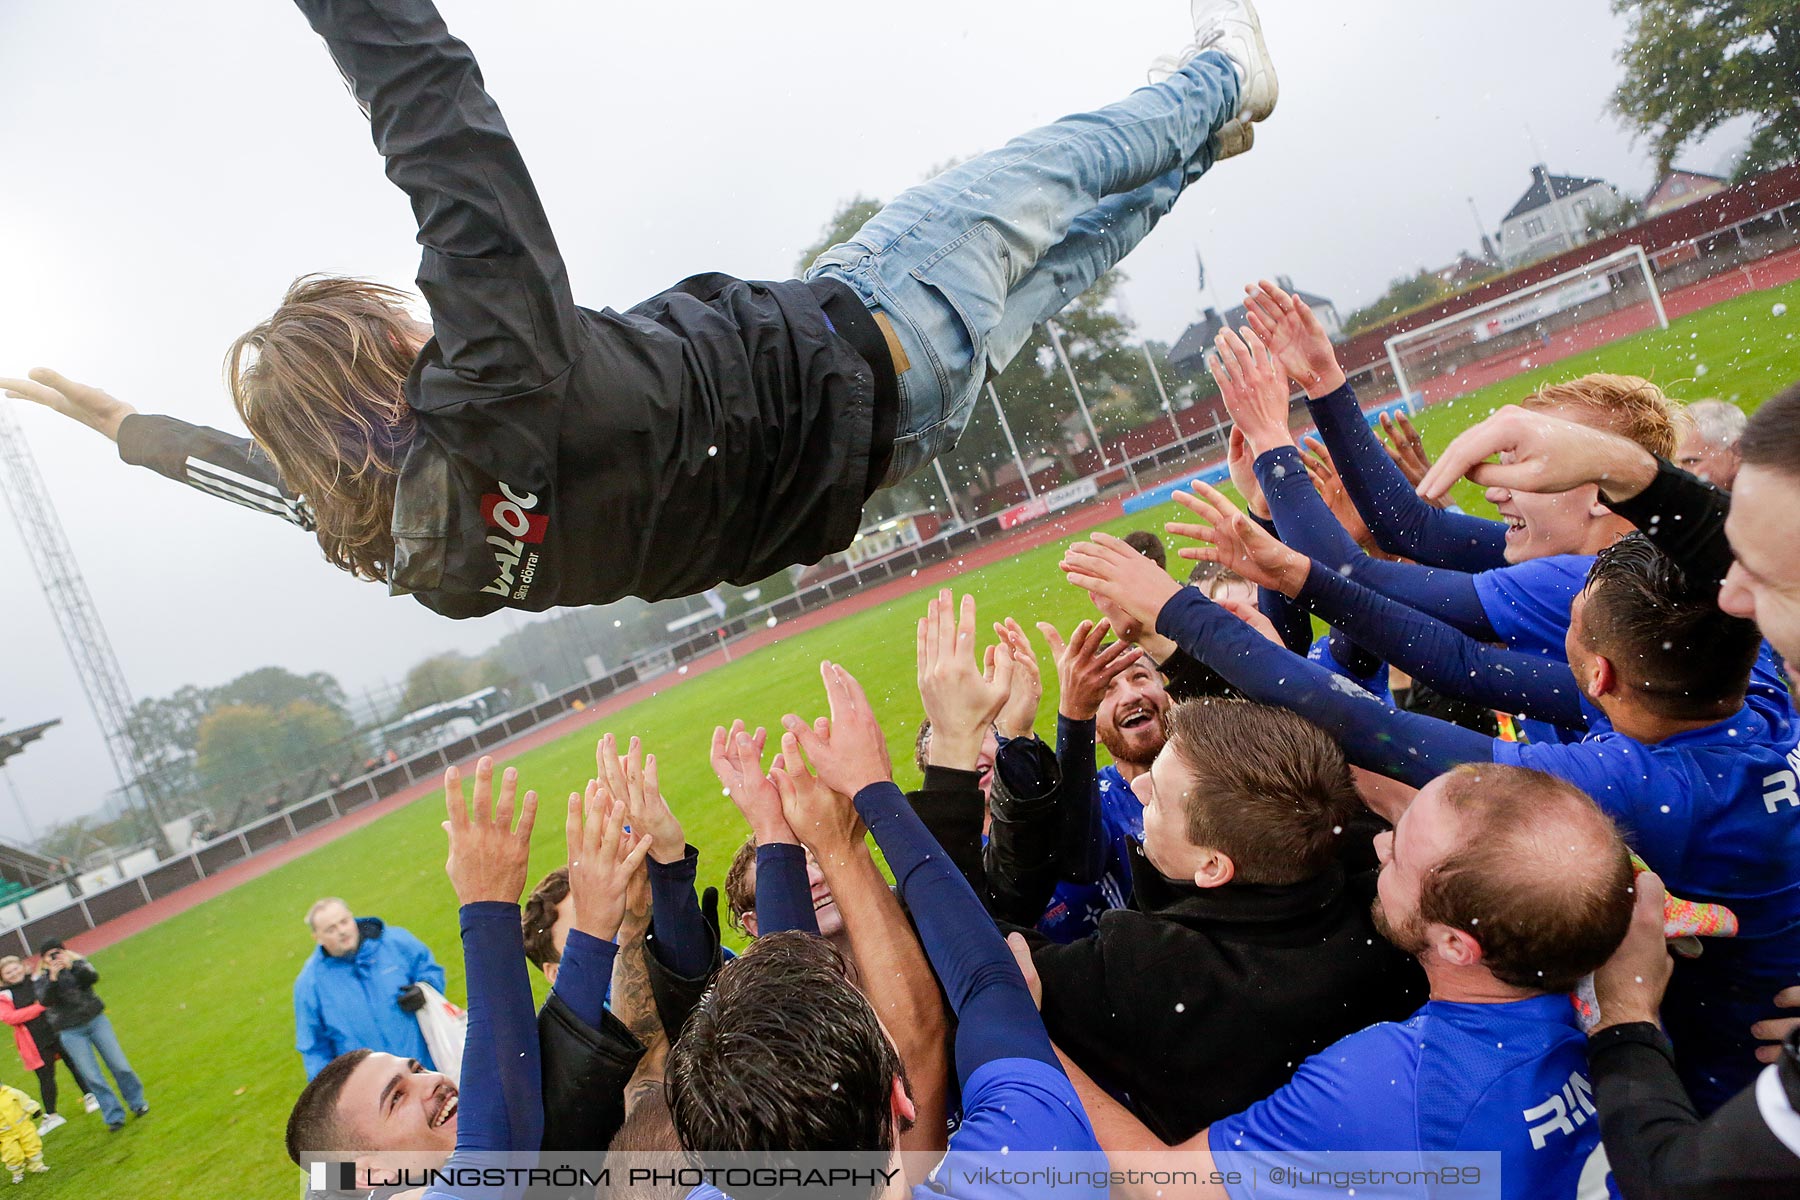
[806, 51, 1239, 486]
[57, 1013, 145, 1127]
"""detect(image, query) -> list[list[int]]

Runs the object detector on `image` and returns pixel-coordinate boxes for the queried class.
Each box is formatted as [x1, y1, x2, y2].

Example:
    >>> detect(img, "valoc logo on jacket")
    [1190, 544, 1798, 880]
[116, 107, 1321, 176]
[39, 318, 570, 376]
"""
[480, 482, 547, 599]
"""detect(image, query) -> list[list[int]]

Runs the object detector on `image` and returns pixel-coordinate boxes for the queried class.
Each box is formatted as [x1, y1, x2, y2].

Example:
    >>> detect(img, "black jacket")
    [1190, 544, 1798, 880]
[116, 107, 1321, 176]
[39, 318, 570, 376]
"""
[1025, 846, 1426, 1144]
[285, 0, 891, 616]
[909, 745, 1069, 930]
[36, 960, 104, 1030]
[1588, 1021, 1800, 1198]
[1603, 457, 1735, 595]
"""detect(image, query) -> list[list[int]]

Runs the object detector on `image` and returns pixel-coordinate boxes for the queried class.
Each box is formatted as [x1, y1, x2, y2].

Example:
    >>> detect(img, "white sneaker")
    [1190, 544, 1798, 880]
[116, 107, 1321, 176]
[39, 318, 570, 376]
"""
[1182, 0, 1279, 123]
[81, 1094, 98, 1114]
[35, 1114, 64, 1136]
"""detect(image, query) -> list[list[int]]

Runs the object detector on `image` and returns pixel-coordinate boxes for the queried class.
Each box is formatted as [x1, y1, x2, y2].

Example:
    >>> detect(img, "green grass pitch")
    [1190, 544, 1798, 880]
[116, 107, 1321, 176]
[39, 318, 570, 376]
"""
[28, 280, 1798, 1196]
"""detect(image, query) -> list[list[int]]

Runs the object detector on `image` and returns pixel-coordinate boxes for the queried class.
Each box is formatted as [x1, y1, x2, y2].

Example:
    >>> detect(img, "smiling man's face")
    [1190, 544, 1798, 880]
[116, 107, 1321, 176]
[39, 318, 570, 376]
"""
[1096, 661, 1170, 771]
[333, 1053, 459, 1157]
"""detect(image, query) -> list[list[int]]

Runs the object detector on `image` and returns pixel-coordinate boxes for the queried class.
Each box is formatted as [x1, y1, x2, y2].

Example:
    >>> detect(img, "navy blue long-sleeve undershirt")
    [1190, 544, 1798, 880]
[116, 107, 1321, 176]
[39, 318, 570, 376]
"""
[853, 780, 1059, 1084]
[1053, 715, 1106, 885]
[1306, 381, 1509, 569]
[753, 842, 820, 937]
[1256, 444, 1499, 640]
[1155, 588, 1493, 787]
[445, 903, 546, 1160]
[549, 928, 619, 1033]
[646, 846, 711, 979]
[1299, 562, 1586, 732]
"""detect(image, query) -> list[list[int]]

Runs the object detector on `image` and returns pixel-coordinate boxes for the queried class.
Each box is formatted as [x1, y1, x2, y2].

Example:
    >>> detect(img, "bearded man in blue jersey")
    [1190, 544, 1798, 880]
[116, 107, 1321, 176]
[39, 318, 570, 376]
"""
[1050, 763, 1634, 1200]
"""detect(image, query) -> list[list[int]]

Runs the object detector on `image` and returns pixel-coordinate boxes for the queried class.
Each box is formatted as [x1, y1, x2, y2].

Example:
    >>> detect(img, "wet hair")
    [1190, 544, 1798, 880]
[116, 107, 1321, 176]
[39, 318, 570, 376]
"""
[522, 868, 570, 969]
[1519, 373, 1679, 459]
[724, 834, 758, 936]
[665, 932, 903, 1164]
[227, 274, 421, 584]
[286, 1049, 372, 1165]
[1739, 378, 1800, 475]
[1580, 534, 1760, 720]
[1418, 764, 1635, 993]
[1162, 700, 1360, 884]
[1122, 530, 1167, 569]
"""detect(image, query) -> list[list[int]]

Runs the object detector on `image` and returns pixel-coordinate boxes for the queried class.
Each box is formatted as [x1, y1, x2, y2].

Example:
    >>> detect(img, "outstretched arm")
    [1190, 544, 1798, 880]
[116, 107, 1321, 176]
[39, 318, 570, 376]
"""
[786, 662, 1060, 1079]
[1241, 280, 1507, 568]
[290, 0, 579, 393]
[1422, 405, 1735, 594]
[1062, 534, 1495, 788]
[4, 371, 314, 530]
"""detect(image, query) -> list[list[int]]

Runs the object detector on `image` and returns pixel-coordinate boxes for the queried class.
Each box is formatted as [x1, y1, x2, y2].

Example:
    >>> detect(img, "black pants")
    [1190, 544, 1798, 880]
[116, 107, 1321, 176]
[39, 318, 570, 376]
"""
[33, 1047, 93, 1115]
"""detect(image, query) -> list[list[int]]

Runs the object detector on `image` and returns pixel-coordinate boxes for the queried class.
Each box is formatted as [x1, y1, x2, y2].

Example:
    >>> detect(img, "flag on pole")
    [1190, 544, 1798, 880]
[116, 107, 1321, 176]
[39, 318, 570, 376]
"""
[1193, 247, 1206, 293]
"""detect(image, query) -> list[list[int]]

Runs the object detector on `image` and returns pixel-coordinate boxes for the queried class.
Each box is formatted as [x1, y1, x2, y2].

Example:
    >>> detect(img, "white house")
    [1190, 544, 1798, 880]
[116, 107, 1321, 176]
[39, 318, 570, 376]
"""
[1497, 165, 1625, 267]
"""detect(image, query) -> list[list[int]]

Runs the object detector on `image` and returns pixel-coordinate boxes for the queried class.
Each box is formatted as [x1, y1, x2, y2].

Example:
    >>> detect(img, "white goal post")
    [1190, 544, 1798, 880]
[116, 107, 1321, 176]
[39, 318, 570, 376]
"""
[1384, 245, 1669, 404]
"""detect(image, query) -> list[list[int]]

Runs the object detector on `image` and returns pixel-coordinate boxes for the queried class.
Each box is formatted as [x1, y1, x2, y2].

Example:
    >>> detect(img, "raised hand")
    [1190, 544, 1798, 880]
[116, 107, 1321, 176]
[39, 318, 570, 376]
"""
[1417, 404, 1656, 505]
[781, 661, 894, 799]
[564, 779, 655, 943]
[1242, 279, 1346, 399]
[1167, 481, 1309, 597]
[1208, 324, 1296, 456]
[442, 757, 538, 906]
[1035, 616, 1144, 721]
[1217, 596, 1287, 646]
[709, 720, 796, 845]
[769, 731, 866, 858]
[993, 618, 1043, 739]
[1226, 426, 1272, 519]
[916, 590, 1014, 771]
[1379, 410, 1443, 506]
[0, 368, 136, 441]
[597, 732, 685, 864]
[1059, 534, 1183, 636]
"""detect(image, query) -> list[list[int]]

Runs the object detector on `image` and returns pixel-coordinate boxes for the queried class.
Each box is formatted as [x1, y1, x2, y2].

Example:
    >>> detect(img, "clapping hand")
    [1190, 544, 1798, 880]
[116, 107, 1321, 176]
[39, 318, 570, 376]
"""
[993, 618, 1043, 739]
[442, 757, 538, 906]
[1242, 279, 1346, 400]
[565, 779, 655, 943]
[1035, 616, 1143, 721]
[1208, 325, 1295, 457]
[597, 732, 685, 865]
[710, 720, 796, 845]
[781, 661, 894, 799]
[1167, 481, 1310, 597]
[1299, 436, 1377, 550]
[916, 590, 1013, 770]
[1379, 410, 1443, 506]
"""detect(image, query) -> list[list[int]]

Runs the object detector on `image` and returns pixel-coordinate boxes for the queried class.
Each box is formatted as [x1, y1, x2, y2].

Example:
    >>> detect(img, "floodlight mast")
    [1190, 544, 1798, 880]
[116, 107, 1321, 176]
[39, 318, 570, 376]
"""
[0, 404, 172, 855]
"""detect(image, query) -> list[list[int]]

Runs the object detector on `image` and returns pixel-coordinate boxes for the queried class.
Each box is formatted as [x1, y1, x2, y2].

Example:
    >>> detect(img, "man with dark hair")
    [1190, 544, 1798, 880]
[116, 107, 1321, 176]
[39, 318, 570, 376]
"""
[668, 661, 1105, 1198]
[1122, 530, 1168, 570]
[1067, 522, 1800, 1112]
[520, 868, 570, 982]
[1021, 699, 1424, 1143]
[33, 941, 146, 1134]
[1057, 763, 1635, 1200]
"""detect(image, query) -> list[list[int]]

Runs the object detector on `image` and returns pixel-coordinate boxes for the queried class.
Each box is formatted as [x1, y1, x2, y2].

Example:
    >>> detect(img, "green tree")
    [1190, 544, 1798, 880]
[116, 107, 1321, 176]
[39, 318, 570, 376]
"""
[795, 195, 883, 275]
[195, 700, 353, 808]
[1611, 1, 1800, 178]
[1341, 270, 1452, 337]
[214, 667, 348, 719]
[397, 652, 494, 715]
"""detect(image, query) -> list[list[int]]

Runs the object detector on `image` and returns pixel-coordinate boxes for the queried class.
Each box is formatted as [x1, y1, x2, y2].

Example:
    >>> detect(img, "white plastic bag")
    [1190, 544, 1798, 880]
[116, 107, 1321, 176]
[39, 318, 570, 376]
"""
[413, 982, 467, 1086]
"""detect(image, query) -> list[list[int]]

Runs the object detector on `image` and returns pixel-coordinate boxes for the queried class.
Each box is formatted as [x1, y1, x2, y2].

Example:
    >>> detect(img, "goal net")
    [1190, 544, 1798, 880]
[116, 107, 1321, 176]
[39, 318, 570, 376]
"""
[1384, 245, 1668, 407]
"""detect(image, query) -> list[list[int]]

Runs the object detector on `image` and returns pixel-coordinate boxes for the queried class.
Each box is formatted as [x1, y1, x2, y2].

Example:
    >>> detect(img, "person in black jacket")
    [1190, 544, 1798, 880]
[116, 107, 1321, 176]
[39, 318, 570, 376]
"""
[1586, 868, 1800, 1198]
[1013, 697, 1426, 1144]
[4, 0, 1276, 616]
[32, 941, 146, 1134]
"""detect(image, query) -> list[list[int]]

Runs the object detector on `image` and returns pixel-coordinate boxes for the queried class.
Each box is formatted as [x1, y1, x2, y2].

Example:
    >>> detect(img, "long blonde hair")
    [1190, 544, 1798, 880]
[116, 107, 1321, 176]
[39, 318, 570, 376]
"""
[226, 275, 421, 582]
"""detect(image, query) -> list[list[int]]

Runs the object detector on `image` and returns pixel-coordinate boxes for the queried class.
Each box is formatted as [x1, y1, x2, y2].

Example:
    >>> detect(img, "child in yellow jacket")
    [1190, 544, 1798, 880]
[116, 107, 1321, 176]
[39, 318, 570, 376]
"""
[0, 1085, 45, 1182]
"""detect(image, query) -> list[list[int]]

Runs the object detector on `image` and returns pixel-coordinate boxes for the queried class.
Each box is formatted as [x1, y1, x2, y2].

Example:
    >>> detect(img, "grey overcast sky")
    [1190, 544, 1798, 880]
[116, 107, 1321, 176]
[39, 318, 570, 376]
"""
[0, 0, 1748, 837]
